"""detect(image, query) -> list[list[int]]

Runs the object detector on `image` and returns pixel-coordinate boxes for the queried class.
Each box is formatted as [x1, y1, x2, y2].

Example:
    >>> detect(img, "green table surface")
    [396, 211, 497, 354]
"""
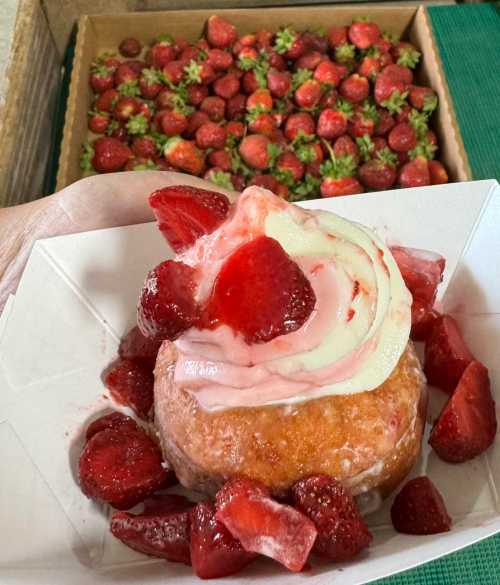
[44, 3, 500, 582]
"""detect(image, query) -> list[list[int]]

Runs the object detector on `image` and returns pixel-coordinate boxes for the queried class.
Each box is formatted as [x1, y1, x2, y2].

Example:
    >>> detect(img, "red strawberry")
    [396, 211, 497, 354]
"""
[241, 70, 258, 95]
[294, 79, 322, 109]
[215, 477, 317, 572]
[302, 30, 329, 53]
[213, 73, 240, 100]
[91, 137, 132, 172]
[88, 111, 109, 134]
[327, 25, 348, 48]
[292, 474, 372, 561]
[392, 41, 421, 69]
[226, 93, 247, 120]
[294, 51, 325, 71]
[185, 110, 210, 138]
[424, 315, 475, 393]
[160, 110, 188, 136]
[208, 149, 232, 172]
[313, 59, 344, 87]
[154, 88, 177, 110]
[111, 496, 193, 564]
[162, 60, 185, 85]
[409, 85, 438, 113]
[119, 37, 142, 58]
[383, 63, 413, 85]
[317, 108, 351, 140]
[411, 301, 441, 342]
[114, 63, 139, 87]
[118, 325, 162, 368]
[374, 107, 396, 136]
[130, 136, 156, 160]
[85, 412, 139, 442]
[179, 45, 199, 63]
[284, 112, 316, 141]
[248, 112, 276, 136]
[429, 160, 449, 185]
[206, 48, 234, 70]
[114, 96, 139, 121]
[163, 137, 204, 175]
[95, 88, 119, 112]
[207, 235, 316, 343]
[358, 150, 397, 190]
[149, 36, 176, 68]
[267, 68, 292, 98]
[226, 119, 246, 139]
[277, 151, 304, 181]
[268, 49, 287, 70]
[391, 476, 451, 535]
[238, 134, 271, 170]
[430, 361, 497, 462]
[399, 156, 430, 188]
[200, 95, 226, 122]
[79, 428, 168, 509]
[206, 15, 238, 49]
[374, 74, 408, 114]
[256, 29, 274, 50]
[186, 83, 209, 106]
[320, 88, 339, 109]
[373, 136, 388, 152]
[321, 176, 363, 197]
[357, 55, 382, 80]
[388, 122, 417, 152]
[196, 121, 226, 149]
[250, 173, 280, 193]
[137, 68, 161, 99]
[349, 102, 379, 138]
[191, 501, 256, 579]
[246, 88, 273, 112]
[89, 65, 114, 93]
[339, 74, 370, 103]
[348, 21, 380, 49]
[333, 134, 359, 162]
[108, 124, 130, 143]
[274, 27, 307, 60]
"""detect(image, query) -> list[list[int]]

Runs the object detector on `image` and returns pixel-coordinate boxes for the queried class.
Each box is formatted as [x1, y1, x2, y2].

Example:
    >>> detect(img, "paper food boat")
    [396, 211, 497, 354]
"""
[1, 179, 499, 585]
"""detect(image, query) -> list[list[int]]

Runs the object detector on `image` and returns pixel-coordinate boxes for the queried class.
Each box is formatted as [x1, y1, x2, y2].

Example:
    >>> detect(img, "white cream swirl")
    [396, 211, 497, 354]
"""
[173, 186, 412, 411]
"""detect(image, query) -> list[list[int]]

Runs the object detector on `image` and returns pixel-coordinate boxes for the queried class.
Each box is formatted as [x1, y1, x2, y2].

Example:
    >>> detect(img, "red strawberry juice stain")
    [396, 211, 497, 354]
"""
[310, 262, 324, 276]
[347, 308, 356, 322]
[352, 280, 360, 300]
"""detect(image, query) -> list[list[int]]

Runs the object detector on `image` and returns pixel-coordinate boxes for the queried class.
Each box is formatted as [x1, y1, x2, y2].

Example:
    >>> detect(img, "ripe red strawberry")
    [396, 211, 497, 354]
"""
[249, 173, 280, 193]
[94, 88, 119, 112]
[114, 63, 139, 87]
[124, 59, 146, 74]
[206, 48, 234, 70]
[247, 112, 276, 136]
[88, 111, 109, 134]
[294, 79, 322, 109]
[208, 149, 232, 172]
[321, 176, 363, 197]
[91, 137, 132, 172]
[268, 49, 287, 70]
[108, 124, 130, 143]
[349, 102, 380, 138]
[292, 474, 372, 561]
[154, 87, 177, 110]
[119, 325, 162, 368]
[319, 88, 339, 109]
[131, 136, 157, 159]
[138, 259, 199, 341]
[333, 134, 359, 162]
[246, 88, 273, 112]
[348, 21, 381, 49]
[179, 45, 200, 63]
[374, 74, 408, 113]
[119, 37, 142, 58]
[196, 121, 226, 149]
[163, 137, 204, 175]
[149, 36, 176, 68]
[411, 301, 441, 342]
[277, 151, 304, 181]
[358, 149, 397, 190]
[162, 59, 185, 85]
[256, 29, 274, 50]
[160, 110, 188, 136]
[430, 361, 497, 462]
[317, 106, 351, 140]
[374, 107, 396, 136]
[392, 41, 421, 69]
[239, 134, 271, 170]
[208, 235, 316, 343]
[424, 314, 475, 393]
[312, 59, 344, 87]
[320, 147, 362, 197]
[89, 65, 114, 93]
[409, 86, 438, 113]
[274, 27, 307, 60]
[428, 160, 449, 185]
[226, 93, 247, 120]
[200, 95, 226, 122]
[383, 63, 413, 85]
[215, 477, 317, 572]
[111, 496, 193, 564]
[267, 68, 292, 97]
[302, 30, 329, 54]
[284, 112, 316, 141]
[137, 68, 161, 99]
[114, 96, 139, 121]
[226, 119, 245, 139]
[388, 122, 417, 152]
[294, 50, 325, 71]
[185, 110, 210, 138]
[191, 501, 256, 579]
[213, 73, 240, 100]
[391, 477, 451, 535]
[357, 55, 382, 80]
[206, 15, 238, 49]
[327, 25, 348, 48]
[79, 427, 168, 509]
[185, 83, 207, 106]
[339, 74, 370, 103]
[85, 412, 139, 442]
[399, 156, 430, 188]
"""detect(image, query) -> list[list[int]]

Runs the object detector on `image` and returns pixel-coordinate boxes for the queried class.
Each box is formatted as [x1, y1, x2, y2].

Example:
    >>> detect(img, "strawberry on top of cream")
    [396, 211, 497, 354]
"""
[173, 186, 412, 411]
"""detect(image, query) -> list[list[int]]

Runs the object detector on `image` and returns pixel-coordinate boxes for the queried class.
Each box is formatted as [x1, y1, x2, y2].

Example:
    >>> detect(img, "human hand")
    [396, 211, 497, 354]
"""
[0, 171, 235, 311]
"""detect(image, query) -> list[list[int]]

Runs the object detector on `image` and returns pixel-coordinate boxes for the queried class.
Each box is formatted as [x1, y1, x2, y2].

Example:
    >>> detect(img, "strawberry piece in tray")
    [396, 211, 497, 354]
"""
[85, 411, 139, 441]
[429, 361, 497, 463]
[215, 476, 317, 572]
[118, 325, 162, 369]
[391, 476, 451, 535]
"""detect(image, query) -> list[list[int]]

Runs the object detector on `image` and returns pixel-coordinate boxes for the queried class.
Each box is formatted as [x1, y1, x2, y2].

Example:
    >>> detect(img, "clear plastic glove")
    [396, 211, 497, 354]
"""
[0, 171, 235, 311]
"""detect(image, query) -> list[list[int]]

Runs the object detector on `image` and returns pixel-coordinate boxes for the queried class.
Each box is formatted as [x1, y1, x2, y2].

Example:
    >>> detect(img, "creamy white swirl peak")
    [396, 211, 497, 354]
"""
[173, 186, 412, 411]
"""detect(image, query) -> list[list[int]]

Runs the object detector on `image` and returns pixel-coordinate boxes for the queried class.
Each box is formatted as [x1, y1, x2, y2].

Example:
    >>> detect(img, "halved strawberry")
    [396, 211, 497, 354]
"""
[79, 428, 168, 510]
[149, 186, 230, 252]
[191, 501, 257, 579]
[391, 476, 451, 534]
[215, 477, 317, 572]
[424, 315, 475, 394]
[207, 236, 316, 344]
[111, 495, 193, 564]
[85, 412, 139, 442]
[292, 474, 372, 561]
[429, 361, 497, 462]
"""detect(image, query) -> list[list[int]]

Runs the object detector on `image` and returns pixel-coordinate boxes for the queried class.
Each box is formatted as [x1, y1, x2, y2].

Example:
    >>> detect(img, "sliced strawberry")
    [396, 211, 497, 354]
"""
[391, 476, 451, 534]
[424, 315, 475, 394]
[191, 501, 257, 579]
[411, 300, 440, 342]
[143, 494, 191, 515]
[292, 474, 372, 562]
[207, 236, 316, 344]
[85, 412, 139, 442]
[79, 428, 168, 509]
[149, 186, 230, 252]
[118, 325, 162, 368]
[215, 477, 317, 572]
[111, 497, 193, 563]
[429, 361, 497, 462]
[138, 260, 199, 342]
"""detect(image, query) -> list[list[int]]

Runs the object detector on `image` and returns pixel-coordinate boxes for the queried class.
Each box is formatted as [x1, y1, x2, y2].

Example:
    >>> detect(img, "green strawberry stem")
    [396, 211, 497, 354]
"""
[274, 27, 297, 54]
[381, 90, 408, 114]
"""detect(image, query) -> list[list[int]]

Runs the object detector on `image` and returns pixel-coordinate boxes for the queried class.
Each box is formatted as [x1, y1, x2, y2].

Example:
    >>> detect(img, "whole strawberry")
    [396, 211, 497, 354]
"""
[320, 144, 362, 197]
[164, 137, 204, 175]
[89, 64, 114, 93]
[88, 111, 110, 134]
[348, 20, 381, 49]
[91, 137, 132, 172]
[317, 100, 353, 140]
[149, 35, 176, 68]
[119, 37, 142, 58]
[339, 74, 370, 103]
[206, 15, 238, 48]
[374, 74, 408, 114]
[239, 134, 272, 170]
[399, 155, 431, 188]
[358, 147, 398, 190]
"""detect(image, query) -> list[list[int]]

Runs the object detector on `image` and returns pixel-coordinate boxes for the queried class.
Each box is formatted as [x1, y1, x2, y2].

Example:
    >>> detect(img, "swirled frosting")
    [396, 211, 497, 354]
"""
[172, 186, 411, 411]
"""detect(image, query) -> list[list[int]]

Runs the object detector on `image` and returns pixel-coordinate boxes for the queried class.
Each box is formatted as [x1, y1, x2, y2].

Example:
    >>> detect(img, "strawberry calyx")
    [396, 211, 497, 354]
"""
[267, 142, 282, 167]
[376, 146, 398, 166]
[336, 97, 355, 117]
[356, 134, 375, 162]
[382, 31, 400, 44]
[397, 46, 421, 69]
[423, 93, 438, 114]
[80, 142, 95, 171]
[274, 27, 297, 54]
[106, 119, 120, 136]
[118, 80, 140, 97]
[409, 136, 437, 160]
[289, 173, 321, 201]
[291, 68, 313, 92]
[156, 33, 174, 46]
[184, 60, 203, 85]
[208, 169, 234, 190]
[381, 89, 408, 114]
[321, 140, 356, 179]
[335, 43, 356, 64]
[141, 67, 161, 86]
[132, 159, 160, 171]
[126, 113, 149, 135]
[361, 100, 380, 123]
[91, 64, 112, 78]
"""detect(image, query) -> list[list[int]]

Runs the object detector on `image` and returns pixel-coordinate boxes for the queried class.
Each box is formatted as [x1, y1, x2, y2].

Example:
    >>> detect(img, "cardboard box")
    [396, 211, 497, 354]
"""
[56, 5, 471, 192]
[1, 180, 499, 584]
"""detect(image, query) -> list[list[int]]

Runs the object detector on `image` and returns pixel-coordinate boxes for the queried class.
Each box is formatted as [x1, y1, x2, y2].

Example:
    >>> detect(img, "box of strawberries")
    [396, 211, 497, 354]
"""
[56, 5, 471, 198]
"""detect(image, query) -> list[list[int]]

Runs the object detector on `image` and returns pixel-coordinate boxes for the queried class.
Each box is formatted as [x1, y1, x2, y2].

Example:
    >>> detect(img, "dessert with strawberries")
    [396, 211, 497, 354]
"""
[82, 14, 449, 198]
[74, 182, 497, 578]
